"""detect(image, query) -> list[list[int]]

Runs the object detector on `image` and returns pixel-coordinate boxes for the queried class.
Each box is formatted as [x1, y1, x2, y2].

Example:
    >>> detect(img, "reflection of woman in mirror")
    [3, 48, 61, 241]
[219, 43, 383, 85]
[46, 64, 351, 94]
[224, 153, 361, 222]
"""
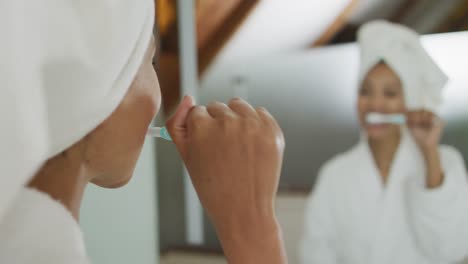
[300, 21, 468, 264]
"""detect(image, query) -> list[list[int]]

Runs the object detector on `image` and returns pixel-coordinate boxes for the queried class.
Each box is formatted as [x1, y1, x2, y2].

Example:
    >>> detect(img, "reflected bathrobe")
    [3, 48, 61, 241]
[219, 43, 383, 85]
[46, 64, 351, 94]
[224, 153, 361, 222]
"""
[300, 131, 468, 264]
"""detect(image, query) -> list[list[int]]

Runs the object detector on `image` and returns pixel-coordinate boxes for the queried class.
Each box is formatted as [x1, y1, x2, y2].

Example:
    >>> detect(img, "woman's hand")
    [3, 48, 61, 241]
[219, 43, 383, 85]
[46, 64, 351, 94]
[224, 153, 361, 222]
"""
[166, 96, 287, 264]
[407, 110, 443, 152]
[407, 110, 444, 188]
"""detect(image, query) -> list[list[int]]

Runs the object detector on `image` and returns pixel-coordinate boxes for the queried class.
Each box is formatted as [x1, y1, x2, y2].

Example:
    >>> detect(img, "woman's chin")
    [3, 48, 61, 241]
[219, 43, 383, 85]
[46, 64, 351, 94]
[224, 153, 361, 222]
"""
[91, 173, 133, 189]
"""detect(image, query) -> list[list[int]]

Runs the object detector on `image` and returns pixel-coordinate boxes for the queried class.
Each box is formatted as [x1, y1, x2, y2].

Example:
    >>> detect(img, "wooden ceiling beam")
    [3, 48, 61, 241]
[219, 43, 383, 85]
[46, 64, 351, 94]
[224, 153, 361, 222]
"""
[157, 53, 181, 116]
[157, 0, 177, 37]
[312, 0, 360, 47]
[436, 0, 468, 32]
[389, 0, 420, 23]
[328, 0, 423, 44]
[196, 0, 244, 51]
[197, 0, 259, 75]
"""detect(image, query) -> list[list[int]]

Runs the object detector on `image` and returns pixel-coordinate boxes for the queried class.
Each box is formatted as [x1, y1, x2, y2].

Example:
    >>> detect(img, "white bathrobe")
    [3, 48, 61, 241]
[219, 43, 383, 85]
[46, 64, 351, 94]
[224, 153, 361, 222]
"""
[0, 187, 89, 264]
[300, 130, 468, 264]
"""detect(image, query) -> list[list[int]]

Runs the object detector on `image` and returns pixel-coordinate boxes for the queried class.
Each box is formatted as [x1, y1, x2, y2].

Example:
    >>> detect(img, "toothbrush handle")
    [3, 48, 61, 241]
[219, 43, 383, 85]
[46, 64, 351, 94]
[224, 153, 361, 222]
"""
[146, 127, 172, 141]
[159, 127, 172, 141]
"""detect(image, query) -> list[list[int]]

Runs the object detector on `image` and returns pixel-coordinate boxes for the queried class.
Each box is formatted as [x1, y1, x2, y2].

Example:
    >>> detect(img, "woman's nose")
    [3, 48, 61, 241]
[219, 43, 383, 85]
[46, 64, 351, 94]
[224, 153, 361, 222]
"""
[367, 95, 386, 112]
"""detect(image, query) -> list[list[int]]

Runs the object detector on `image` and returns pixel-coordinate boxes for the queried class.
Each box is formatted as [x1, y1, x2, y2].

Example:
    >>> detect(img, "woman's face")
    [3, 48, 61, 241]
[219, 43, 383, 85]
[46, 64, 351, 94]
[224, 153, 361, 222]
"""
[86, 37, 161, 188]
[357, 63, 406, 140]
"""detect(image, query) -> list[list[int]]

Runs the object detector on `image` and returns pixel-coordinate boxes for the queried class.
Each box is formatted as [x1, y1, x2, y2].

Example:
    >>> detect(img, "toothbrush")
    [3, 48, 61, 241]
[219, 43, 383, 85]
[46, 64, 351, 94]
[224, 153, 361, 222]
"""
[146, 127, 172, 141]
[366, 112, 406, 125]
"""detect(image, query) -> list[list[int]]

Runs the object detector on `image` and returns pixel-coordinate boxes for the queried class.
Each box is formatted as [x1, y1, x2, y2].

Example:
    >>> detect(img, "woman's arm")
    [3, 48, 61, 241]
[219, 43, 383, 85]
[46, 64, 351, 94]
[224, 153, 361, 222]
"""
[405, 146, 468, 261]
[406, 111, 468, 261]
[422, 146, 444, 188]
[217, 216, 287, 264]
[407, 110, 445, 188]
[406, 111, 468, 262]
[166, 97, 287, 263]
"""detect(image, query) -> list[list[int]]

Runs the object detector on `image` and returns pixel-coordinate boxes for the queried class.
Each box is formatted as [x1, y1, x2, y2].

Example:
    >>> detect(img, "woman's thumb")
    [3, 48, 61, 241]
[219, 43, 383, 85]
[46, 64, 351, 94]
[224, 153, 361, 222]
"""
[166, 95, 195, 157]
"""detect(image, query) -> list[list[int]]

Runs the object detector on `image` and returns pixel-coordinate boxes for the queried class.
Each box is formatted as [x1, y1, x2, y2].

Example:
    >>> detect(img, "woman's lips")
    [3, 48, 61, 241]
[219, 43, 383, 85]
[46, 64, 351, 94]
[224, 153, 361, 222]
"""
[366, 123, 390, 130]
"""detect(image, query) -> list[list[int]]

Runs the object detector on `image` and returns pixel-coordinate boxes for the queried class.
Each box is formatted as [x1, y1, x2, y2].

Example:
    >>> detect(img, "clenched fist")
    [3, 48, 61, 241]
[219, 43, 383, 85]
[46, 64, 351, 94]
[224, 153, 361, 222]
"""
[167, 96, 287, 264]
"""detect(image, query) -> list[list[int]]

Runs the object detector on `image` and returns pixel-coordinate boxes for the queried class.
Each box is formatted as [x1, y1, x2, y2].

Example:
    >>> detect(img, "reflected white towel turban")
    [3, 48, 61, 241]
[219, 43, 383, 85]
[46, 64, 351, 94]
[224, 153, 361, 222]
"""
[357, 20, 448, 112]
[0, 0, 155, 221]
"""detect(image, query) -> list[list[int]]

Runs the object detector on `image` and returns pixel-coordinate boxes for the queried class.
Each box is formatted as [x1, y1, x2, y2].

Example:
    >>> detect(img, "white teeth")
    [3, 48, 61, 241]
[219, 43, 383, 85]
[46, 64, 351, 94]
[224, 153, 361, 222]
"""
[366, 112, 406, 125]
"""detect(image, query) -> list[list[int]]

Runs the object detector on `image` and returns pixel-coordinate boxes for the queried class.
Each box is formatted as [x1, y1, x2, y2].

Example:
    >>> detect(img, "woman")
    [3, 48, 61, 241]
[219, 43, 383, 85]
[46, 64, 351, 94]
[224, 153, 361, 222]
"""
[0, 1, 287, 263]
[300, 21, 468, 264]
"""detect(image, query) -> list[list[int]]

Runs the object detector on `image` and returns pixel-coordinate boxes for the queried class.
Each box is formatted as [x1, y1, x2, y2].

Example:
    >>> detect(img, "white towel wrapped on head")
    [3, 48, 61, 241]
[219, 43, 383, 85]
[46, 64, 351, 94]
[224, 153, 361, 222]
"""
[0, 0, 155, 223]
[357, 20, 448, 112]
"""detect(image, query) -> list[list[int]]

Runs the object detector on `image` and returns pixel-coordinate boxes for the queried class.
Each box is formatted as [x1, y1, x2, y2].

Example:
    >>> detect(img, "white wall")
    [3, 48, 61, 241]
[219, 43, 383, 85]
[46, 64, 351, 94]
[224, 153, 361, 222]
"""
[209, 0, 352, 63]
[80, 138, 158, 264]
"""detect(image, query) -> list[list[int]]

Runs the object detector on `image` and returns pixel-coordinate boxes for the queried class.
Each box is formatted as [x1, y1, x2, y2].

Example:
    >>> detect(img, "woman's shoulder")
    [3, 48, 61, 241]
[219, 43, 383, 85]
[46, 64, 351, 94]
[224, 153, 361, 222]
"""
[0, 187, 90, 264]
